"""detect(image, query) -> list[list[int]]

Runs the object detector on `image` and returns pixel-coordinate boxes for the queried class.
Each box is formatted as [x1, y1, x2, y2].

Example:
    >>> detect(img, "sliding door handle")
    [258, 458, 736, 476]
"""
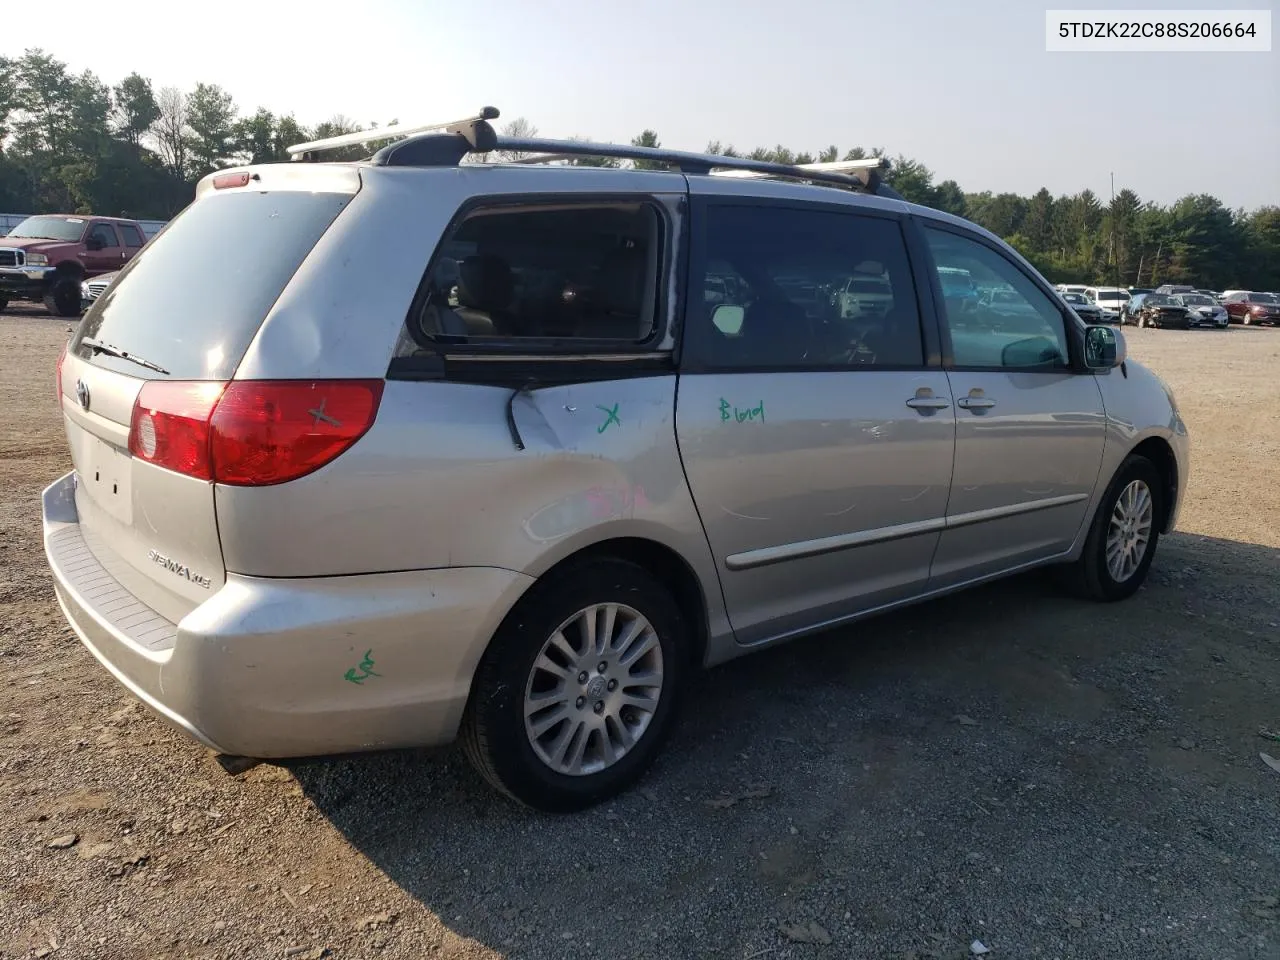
[906, 396, 951, 410]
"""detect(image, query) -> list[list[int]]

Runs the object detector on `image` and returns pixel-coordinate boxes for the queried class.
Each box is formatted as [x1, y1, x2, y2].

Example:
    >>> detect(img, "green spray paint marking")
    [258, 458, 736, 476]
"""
[344, 649, 380, 685]
[597, 403, 621, 433]
[719, 398, 765, 423]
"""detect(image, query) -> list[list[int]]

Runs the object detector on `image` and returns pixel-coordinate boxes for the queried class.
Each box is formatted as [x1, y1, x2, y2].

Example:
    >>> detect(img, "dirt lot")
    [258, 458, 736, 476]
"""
[2, 307, 1278, 960]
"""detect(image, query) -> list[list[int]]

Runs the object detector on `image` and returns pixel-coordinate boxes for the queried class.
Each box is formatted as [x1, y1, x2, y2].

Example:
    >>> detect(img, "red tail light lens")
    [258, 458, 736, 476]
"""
[55, 343, 67, 408]
[129, 381, 225, 480]
[211, 380, 383, 486]
[128, 379, 383, 486]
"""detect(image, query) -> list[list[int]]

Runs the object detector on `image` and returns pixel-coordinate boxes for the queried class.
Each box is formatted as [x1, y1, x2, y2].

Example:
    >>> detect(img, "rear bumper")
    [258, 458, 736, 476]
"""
[42, 471, 534, 758]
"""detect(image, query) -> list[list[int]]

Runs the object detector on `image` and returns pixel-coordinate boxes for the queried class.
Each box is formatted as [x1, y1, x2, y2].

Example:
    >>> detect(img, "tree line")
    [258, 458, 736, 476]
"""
[1, 49, 1276, 290]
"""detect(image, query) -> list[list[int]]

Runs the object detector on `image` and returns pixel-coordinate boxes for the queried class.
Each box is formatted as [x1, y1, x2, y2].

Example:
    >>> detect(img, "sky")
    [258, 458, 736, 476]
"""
[9, 0, 1279, 210]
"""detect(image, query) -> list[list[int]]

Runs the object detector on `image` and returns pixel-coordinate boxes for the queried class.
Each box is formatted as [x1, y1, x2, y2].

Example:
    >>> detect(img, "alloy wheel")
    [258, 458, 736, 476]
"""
[1105, 479, 1154, 583]
[522, 602, 664, 777]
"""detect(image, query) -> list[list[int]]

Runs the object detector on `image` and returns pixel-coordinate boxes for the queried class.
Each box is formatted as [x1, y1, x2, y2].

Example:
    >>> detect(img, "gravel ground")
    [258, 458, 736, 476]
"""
[2, 306, 1278, 960]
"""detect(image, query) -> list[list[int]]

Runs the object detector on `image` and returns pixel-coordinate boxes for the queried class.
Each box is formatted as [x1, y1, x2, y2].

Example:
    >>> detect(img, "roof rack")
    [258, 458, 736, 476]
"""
[498, 138, 888, 191]
[285, 107, 500, 161]
[284, 106, 892, 193]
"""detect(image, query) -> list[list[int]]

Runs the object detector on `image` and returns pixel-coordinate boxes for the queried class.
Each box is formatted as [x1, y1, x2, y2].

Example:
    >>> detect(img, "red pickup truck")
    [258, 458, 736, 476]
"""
[0, 214, 147, 316]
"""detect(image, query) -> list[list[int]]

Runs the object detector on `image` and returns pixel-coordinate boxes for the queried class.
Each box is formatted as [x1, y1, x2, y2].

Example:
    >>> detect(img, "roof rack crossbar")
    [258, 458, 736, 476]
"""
[493, 137, 887, 189]
[286, 107, 500, 160]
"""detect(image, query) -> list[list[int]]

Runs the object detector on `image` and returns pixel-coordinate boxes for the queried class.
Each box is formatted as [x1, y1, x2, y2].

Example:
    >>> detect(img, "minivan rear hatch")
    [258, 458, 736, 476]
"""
[59, 167, 359, 625]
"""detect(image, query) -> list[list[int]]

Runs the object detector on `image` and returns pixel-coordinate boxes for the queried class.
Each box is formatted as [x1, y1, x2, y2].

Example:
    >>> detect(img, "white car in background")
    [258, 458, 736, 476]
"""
[1172, 293, 1229, 328]
[1084, 286, 1130, 323]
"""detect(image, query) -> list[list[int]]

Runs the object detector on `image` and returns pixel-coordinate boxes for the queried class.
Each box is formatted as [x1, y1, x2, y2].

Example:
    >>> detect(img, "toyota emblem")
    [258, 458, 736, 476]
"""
[75, 379, 90, 411]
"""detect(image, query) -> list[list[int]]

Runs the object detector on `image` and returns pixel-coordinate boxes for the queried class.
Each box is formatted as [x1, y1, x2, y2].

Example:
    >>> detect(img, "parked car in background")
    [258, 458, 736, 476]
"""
[0, 214, 147, 316]
[1132, 293, 1191, 329]
[1083, 286, 1130, 323]
[937, 266, 980, 313]
[1223, 291, 1280, 325]
[80, 270, 119, 312]
[1155, 284, 1196, 295]
[42, 115, 1190, 811]
[1195, 289, 1220, 300]
[1055, 283, 1090, 296]
[833, 272, 895, 319]
[1127, 287, 1152, 296]
[1172, 293, 1229, 328]
[1122, 292, 1149, 323]
[1061, 290, 1105, 323]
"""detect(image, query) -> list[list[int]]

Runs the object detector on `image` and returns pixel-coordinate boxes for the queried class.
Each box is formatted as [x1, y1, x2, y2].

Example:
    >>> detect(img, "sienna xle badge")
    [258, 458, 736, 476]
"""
[43, 108, 1188, 811]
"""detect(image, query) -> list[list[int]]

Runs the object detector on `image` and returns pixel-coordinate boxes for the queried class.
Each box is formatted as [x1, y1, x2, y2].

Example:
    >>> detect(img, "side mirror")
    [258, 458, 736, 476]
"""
[711, 303, 744, 336]
[1085, 324, 1126, 369]
[84, 235, 104, 251]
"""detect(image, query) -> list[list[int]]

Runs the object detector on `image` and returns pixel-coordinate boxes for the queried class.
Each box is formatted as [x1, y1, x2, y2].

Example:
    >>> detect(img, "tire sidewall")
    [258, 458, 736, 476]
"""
[472, 559, 688, 812]
[1085, 456, 1163, 601]
[44, 277, 82, 317]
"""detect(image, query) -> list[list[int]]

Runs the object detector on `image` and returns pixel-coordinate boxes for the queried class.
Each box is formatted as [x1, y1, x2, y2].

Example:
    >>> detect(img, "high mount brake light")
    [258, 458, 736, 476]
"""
[212, 172, 253, 189]
[128, 380, 383, 486]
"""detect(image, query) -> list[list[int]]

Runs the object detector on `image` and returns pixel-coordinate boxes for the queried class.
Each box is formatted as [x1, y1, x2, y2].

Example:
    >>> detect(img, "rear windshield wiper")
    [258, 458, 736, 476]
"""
[81, 337, 170, 376]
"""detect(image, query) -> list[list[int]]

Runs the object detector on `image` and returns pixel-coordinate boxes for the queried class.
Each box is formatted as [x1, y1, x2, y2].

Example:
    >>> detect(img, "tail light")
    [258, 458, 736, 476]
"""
[55, 343, 67, 408]
[129, 380, 383, 486]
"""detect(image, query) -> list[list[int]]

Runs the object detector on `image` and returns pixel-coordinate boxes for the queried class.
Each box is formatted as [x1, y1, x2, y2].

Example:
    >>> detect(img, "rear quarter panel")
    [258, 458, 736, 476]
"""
[214, 375, 732, 645]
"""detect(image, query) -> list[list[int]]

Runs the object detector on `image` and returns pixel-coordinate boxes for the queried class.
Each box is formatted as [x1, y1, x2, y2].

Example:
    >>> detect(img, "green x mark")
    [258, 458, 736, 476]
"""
[596, 403, 621, 434]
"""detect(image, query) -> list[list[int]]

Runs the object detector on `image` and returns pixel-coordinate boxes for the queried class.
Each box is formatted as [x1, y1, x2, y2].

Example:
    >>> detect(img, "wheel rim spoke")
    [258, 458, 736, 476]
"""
[523, 601, 665, 777]
[527, 704, 570, 738]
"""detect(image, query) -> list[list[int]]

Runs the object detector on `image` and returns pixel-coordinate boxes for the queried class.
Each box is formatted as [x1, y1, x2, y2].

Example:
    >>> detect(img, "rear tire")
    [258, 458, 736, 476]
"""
[0, 295, 8, 313]
[460, 558, 688, 812]
[43, 277, 82, 318]
[1059, 455, 1162, 602]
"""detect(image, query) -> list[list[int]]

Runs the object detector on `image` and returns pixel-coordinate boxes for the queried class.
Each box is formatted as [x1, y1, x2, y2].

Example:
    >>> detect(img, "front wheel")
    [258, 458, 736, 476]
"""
[43, 277, 82, 318]
[0, 295, 9, 314]
[460, 558, 688, 812]
[1060, 454, 1162, 602]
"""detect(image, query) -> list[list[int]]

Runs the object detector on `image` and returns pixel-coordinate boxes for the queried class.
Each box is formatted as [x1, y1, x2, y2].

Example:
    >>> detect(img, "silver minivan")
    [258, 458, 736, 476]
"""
[43, 112, 1189, 811]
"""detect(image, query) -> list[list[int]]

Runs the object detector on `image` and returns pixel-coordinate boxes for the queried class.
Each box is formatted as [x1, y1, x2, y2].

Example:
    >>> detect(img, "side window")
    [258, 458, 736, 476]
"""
[698, 205, 923, 370]
[119, 225, 145, 248]
[89, 223, 119, 248]
[922, 226, 1070, 370]
[401, 201, 661, 346]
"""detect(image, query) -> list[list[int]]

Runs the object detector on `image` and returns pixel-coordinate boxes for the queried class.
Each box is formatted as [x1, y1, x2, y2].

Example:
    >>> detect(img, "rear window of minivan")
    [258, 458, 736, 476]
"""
[73, 190, 353, 380]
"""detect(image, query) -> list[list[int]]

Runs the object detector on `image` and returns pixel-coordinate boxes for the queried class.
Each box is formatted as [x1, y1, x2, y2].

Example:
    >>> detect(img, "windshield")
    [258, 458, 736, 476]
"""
[72, 190, 352, 380]
[1063, 293, 1086, 304]
[1095, 290, 1130, 302]
[7, 216, 87, 242]
[1179, 295, 1214, 306]
[1250, 292, 1278, 304]
[1146, 294, 1174, 306]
